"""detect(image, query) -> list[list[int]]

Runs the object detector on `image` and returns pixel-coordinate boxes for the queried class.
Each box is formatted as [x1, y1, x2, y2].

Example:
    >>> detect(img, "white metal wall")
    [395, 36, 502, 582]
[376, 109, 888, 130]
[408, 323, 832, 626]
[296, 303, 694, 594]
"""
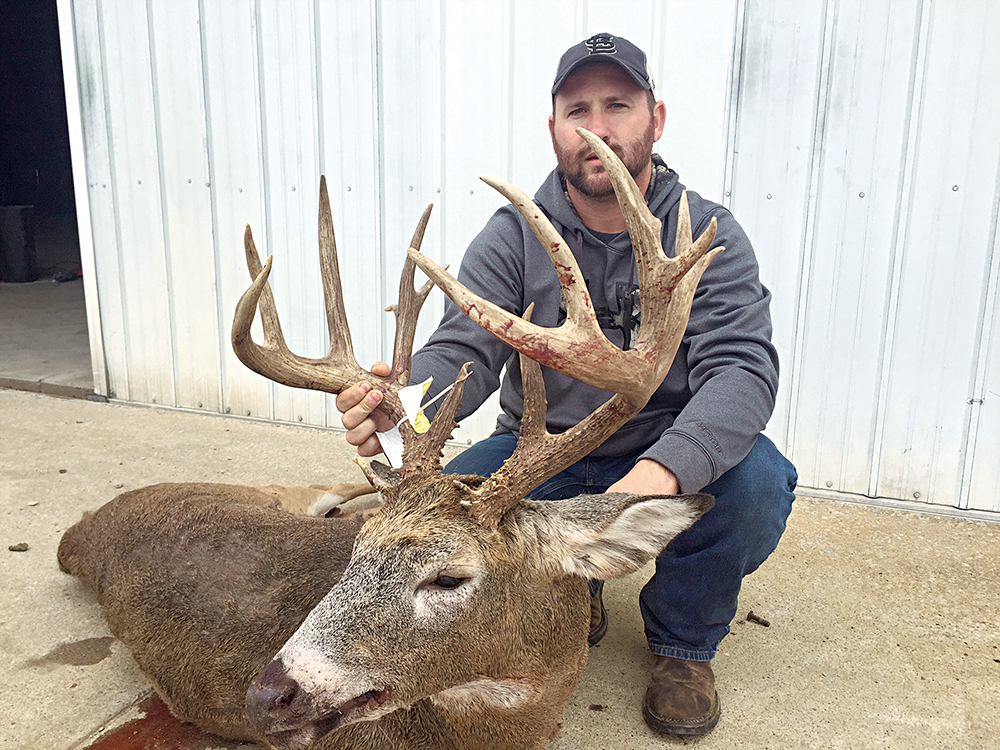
[727, 0, 1000, 514]
[57, 0, 999, 515]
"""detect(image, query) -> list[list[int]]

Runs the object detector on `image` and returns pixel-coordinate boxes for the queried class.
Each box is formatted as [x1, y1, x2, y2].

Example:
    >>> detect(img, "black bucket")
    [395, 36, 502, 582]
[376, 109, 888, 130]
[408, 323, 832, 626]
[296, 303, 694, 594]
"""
[0, 205, 39, 283]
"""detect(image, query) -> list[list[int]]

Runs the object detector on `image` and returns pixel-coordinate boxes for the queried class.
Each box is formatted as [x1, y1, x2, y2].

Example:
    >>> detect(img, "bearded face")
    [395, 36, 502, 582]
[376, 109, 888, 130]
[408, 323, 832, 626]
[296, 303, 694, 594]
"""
[553, 113, 657, 199]
[549, 63, 662, 203]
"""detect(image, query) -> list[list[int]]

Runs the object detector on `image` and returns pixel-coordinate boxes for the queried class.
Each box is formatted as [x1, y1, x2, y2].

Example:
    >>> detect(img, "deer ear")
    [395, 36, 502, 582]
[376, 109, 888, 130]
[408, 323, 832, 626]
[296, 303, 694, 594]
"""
[519, 492, 714, 581]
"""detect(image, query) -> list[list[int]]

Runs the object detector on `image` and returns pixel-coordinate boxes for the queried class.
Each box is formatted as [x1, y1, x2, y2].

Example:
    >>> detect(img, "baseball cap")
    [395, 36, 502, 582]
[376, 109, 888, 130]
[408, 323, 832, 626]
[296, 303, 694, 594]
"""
[551, 33, 653, 96]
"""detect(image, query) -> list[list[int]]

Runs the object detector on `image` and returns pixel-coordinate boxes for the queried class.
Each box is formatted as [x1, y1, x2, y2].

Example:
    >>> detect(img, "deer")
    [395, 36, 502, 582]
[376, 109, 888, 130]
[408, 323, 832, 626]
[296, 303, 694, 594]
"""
[57, 128, 722, 750]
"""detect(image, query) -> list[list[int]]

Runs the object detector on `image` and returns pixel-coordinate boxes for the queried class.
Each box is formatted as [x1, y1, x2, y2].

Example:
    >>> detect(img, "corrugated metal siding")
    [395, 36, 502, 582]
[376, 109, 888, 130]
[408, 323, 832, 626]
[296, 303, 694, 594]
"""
[727, 0, 1000, 513]
[879, 0, 1000, 513]
[58, 0, 999, 515]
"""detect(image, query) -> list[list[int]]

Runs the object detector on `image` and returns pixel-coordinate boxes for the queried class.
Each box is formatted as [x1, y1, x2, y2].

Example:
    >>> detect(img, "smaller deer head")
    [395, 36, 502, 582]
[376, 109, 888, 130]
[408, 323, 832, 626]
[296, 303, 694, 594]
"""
[233, 129, 721, 748]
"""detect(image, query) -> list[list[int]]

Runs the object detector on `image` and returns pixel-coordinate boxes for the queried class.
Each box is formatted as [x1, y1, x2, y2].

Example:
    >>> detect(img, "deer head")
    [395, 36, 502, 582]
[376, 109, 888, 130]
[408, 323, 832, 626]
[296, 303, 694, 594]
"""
[232, 129, 721, 749]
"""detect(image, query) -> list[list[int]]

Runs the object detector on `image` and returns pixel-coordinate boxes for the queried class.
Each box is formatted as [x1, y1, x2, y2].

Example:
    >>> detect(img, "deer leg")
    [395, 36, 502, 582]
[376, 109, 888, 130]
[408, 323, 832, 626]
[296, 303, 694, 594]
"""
[255, 483, 379, 517]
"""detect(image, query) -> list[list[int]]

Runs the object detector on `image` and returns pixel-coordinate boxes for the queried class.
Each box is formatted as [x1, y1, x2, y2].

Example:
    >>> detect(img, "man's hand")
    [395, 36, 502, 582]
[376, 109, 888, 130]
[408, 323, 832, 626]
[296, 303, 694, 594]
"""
[607, 458, 681, 496]
[336, 361, 395, 457]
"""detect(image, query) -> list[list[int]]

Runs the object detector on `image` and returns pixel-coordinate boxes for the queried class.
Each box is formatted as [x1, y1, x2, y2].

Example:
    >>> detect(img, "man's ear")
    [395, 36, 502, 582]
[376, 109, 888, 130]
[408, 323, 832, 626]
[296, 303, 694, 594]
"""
[516, 492, 713, 581]
[652, 99, 666, 141]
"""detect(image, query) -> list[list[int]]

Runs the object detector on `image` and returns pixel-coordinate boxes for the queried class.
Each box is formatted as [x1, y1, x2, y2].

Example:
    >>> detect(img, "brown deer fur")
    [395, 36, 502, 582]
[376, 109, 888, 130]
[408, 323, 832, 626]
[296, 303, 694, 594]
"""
[59, 477, 710, 750]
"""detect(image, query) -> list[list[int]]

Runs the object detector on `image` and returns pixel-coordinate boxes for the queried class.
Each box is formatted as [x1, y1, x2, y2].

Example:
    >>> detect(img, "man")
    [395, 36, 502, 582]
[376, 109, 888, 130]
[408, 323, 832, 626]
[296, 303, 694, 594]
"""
[338, 33, 797, 737]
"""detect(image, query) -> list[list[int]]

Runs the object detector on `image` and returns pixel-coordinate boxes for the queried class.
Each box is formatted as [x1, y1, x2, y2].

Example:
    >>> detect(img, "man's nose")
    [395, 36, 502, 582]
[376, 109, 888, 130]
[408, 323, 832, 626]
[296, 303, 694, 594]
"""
[583, 111, 611, 140]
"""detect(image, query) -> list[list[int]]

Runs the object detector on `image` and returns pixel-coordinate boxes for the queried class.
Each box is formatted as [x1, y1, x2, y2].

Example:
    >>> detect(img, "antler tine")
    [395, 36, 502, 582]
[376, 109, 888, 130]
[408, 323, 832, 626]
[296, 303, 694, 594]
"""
[400, 362, 472, 478]
[386, 204, 436, 387]
[234, 226, 286, 357]
[318, 176, 358, 365]
[477, 177, 599, 329]
[407, 179, 632, 395]
[576, 130, 722, 385]
[463, 308, 638, 529]
[463, 304, 560, 528]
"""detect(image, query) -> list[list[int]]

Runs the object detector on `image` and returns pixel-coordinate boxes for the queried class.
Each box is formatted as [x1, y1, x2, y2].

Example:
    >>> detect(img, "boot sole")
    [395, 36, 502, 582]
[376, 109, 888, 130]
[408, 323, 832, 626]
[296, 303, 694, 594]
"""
[587, 581, 607, 646]
[641, 690, 721, 736]
[587, 599, 608, 646]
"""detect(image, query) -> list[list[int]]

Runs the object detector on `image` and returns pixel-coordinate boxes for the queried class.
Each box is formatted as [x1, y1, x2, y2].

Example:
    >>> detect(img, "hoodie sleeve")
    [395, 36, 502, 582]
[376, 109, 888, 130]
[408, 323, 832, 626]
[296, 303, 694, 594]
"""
[639, 201, 779, 493]
[410, 206, 525, 420]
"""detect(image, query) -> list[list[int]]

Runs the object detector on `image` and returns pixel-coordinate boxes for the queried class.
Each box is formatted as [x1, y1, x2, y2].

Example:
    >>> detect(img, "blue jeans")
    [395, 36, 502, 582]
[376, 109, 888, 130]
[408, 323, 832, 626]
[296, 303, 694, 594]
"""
[445, 432, 797, 661]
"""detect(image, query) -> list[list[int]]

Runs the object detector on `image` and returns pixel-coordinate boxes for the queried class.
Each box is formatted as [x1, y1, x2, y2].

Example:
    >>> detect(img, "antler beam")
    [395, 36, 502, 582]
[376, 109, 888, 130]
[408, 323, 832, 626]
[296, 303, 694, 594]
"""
[410, 128, 724, 527]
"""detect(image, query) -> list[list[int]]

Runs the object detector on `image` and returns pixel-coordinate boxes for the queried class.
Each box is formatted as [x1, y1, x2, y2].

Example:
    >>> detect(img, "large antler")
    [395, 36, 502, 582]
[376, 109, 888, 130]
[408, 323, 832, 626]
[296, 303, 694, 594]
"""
[232, 177, 467, 481]
[408, 128, 723, 528]
[232, 132, 721, 526]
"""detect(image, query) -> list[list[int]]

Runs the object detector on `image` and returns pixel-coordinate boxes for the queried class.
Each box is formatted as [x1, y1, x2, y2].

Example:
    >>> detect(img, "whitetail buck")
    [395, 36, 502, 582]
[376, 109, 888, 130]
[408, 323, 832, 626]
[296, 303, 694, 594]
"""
[58, 129, 721, 750]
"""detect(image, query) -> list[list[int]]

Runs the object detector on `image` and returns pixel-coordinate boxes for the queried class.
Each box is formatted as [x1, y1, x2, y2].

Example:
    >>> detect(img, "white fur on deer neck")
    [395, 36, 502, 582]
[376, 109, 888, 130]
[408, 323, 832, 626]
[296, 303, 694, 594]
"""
[431, 677, 537, 712]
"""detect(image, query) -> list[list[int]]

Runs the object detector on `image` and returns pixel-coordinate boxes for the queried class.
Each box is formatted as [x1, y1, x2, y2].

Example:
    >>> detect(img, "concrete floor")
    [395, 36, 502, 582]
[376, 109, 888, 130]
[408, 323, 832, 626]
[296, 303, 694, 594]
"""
[0, 211, 94, 398]
[2, 387, 998, 750]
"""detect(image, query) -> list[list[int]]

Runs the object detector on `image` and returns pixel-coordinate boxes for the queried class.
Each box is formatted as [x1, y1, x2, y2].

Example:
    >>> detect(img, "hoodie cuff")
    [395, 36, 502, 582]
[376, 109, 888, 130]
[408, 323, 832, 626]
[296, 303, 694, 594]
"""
[638, 431, 718, 495]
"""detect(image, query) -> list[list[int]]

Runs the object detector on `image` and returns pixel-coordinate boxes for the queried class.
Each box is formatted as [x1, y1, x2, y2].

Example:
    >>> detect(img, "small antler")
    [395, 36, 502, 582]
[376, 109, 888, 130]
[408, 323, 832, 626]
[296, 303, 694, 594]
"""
[409, 128, 723, 528]
[232, 177, 460, 478]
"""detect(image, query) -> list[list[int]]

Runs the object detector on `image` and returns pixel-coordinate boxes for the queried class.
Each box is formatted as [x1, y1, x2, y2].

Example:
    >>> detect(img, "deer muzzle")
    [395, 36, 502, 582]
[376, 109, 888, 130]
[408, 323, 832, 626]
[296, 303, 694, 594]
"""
[246, 656, 392, 747]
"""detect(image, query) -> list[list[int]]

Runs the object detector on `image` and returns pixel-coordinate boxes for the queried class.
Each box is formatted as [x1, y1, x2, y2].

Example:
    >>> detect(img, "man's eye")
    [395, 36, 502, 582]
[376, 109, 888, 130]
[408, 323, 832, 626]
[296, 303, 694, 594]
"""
[432, 575, 466, 590]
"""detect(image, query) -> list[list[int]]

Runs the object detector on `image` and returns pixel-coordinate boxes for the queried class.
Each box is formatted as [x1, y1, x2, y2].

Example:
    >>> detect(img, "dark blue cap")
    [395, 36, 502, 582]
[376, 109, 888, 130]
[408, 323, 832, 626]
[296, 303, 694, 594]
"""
[551, 33, 653, 96]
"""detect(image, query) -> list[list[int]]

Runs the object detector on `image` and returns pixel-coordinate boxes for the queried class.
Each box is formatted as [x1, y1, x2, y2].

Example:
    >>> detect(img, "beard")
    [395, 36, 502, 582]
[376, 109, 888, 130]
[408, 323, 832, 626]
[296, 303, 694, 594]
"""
[553, 117, 657, 199]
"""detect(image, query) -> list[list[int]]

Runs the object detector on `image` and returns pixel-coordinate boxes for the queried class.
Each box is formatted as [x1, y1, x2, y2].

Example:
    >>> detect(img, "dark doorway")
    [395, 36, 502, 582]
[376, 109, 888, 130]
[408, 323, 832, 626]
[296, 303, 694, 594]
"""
[0, 0, 94, 396]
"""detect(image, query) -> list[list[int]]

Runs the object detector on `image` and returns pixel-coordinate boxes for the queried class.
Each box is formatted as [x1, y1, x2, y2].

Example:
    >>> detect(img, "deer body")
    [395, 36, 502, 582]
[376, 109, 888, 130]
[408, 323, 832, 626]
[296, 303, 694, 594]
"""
[60, 477, 708, 749]
[60, 129, 721, 749]
[57, 483, 366, 741]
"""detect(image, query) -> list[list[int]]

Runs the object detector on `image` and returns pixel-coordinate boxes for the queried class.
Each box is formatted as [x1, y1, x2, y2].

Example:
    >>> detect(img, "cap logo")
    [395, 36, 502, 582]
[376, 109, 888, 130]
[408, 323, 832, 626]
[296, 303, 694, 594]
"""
[585, 34, 617, 55]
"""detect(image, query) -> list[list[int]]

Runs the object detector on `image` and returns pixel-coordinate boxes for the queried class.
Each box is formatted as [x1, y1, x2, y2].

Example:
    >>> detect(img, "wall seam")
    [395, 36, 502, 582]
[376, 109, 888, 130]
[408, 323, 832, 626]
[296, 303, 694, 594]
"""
[55, 0, 110, 396]
[96, 0, 132, 401]
[251, 0, 276, 421]
[198, 0, 226, 416]
[144, 0, 179, 407]
[780, 1, 836, 469]
[958, 55, 1000, 510]
[721, 0, 746, 211]
[868, 0, 931, 499]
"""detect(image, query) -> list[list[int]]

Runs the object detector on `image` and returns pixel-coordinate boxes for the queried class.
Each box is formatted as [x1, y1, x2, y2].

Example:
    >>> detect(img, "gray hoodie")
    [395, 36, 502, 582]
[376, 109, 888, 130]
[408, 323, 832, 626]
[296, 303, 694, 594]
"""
[411, 155, 778, 494]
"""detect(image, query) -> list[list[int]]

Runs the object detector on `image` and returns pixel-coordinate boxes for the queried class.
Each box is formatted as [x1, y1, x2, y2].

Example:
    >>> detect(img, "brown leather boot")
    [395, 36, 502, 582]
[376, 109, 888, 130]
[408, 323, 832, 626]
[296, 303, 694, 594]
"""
[642, 655, 720, 736]
[587, 581, 607, 646]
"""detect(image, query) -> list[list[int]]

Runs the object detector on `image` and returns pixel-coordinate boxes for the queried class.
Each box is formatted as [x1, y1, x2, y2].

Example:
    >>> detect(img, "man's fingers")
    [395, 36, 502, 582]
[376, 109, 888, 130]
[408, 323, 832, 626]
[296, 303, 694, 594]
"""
[341, 385, 383, 431]
[335, 362, 394, 455]
[345, 408, 393, 451]
[355, 433, 386, 458]
[345, 415, 378, 448]
[336, 381, 368, 412]
[335, 362, 391, 413]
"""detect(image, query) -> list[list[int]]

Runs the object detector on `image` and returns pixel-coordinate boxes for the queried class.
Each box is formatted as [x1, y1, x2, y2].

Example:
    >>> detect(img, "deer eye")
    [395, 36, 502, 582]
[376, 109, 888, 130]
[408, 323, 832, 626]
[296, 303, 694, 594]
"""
[431, 574, 467, 590]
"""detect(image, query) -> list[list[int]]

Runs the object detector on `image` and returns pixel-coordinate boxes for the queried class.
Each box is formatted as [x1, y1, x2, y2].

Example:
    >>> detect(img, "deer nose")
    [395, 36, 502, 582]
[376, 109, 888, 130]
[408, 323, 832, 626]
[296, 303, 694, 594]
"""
[246, 658, 313, 733]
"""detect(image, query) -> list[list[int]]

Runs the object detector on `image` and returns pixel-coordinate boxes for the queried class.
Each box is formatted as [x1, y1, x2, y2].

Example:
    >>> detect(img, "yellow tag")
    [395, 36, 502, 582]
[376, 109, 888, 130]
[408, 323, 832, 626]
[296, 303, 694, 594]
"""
[398, 379, 433, 434]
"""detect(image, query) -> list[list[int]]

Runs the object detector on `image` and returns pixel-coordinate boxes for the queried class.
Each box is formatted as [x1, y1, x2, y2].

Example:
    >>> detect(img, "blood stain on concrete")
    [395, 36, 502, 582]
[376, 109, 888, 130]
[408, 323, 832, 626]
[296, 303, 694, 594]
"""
[84, 696, 215, 750]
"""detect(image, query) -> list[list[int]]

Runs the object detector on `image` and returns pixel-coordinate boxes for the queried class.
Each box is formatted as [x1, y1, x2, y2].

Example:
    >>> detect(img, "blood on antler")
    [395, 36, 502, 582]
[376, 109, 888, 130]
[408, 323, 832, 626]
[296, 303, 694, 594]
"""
[410, 129, 723, 527]
[232, 128, 723, 527]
